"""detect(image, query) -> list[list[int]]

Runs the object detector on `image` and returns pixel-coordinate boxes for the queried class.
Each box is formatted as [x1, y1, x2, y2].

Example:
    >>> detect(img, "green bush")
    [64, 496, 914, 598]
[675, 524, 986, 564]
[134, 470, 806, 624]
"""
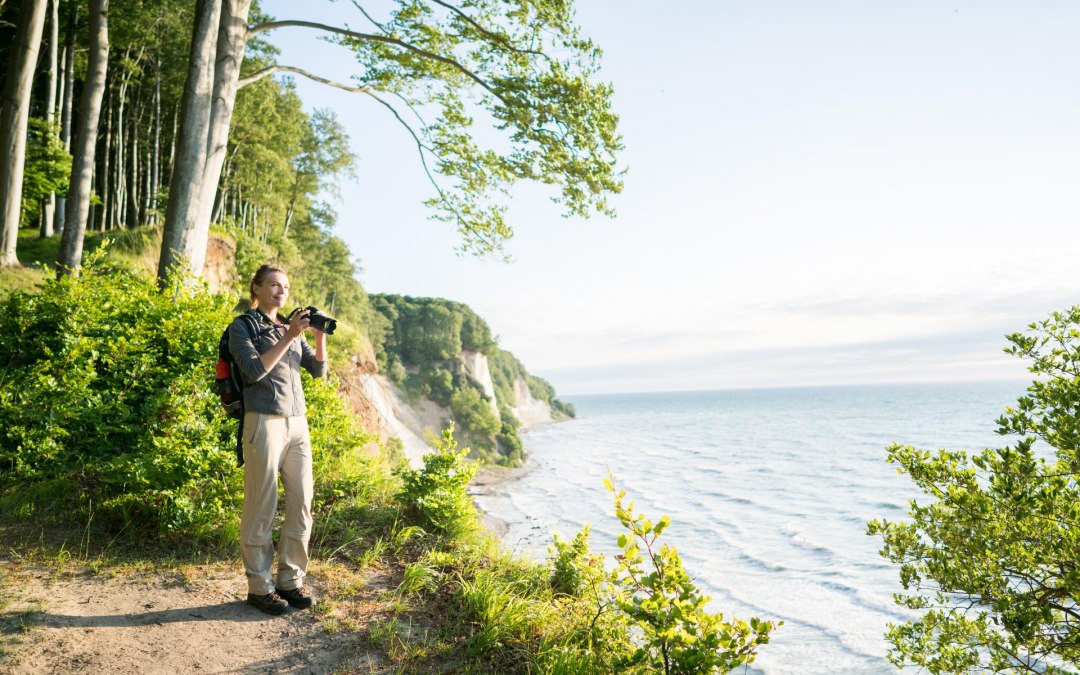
[21, 118, 71, 226]
[397, 425, 478, 536]
[549, 525, 602, 598]
[419, 478, 773, 673]
[606, 477, 779, 673]
[0, 253, 237, 537]
[869, 306, 1080, 672]
[496, 405, 524, 463]
[449, 387, 500, 438]
[0, 253, 382, 544]
[425, 366, 455, 407]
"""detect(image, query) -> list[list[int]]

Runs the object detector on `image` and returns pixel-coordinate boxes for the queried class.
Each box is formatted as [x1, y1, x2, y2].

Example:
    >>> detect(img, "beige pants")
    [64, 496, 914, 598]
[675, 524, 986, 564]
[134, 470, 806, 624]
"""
[240, 412, 313, 595]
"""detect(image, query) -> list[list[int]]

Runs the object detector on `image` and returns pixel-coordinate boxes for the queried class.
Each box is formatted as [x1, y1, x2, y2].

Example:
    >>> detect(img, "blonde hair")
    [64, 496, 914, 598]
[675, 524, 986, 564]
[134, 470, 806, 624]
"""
[249, 264, 288, 308]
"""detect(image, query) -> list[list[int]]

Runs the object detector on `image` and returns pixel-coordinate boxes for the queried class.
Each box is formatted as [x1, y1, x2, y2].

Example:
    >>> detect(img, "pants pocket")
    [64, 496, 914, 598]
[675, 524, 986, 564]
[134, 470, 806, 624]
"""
[245, 413, 264, 447]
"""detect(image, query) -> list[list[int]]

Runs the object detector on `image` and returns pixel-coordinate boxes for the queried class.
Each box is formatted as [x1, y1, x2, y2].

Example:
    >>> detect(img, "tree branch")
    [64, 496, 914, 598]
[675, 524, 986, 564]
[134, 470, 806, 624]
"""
[246, 19, 509, 106]
[349, 0, 386, 32]
[237, 64, 371, 93]
[428, 0, 551, 62]
[359, 89, 497, 253]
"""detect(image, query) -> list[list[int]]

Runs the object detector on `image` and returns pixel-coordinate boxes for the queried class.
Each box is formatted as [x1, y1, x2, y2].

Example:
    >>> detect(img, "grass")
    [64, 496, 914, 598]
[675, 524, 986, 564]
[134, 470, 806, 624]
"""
[0, 445, 765, 674]
[0, 226, 166, 304]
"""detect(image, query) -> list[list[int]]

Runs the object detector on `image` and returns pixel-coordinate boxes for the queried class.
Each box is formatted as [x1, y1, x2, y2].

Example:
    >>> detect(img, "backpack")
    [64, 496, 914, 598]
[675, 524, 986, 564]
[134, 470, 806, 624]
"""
[216, 312, 260, 466]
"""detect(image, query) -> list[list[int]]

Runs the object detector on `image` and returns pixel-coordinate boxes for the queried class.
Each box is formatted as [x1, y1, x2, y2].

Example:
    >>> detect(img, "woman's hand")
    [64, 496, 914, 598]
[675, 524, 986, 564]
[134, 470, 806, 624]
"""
[285, 310, 310, 340]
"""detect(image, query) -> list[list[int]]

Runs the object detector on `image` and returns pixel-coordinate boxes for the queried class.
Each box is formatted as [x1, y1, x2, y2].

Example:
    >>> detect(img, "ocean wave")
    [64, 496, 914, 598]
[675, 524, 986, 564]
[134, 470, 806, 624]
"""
[780, 523, 836, 558]
[693, 575, 890, 667]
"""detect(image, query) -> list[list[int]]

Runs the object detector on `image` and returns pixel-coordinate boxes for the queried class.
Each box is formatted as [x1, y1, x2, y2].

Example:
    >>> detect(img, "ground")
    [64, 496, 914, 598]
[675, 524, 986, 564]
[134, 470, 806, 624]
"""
[0, 468, 525, 674]
[0, 559, 395, 675]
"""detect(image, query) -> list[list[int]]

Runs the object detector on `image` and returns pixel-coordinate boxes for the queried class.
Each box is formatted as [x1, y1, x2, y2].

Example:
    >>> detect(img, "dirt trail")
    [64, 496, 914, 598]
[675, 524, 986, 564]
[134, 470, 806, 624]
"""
[0, 566, 386, 674]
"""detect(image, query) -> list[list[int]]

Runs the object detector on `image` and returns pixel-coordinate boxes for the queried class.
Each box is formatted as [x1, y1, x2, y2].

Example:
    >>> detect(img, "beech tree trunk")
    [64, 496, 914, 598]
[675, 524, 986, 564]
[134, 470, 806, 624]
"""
[158, 0, 252, 282]
[39, 0, 60, 238]
[57, 0, 109, 274]
[148, 64, 160, 224]
[98, 78, 112, 231]
[0, 0, 49, 266]
[54, 3, 75, 237]
[128, 101, 140, 228]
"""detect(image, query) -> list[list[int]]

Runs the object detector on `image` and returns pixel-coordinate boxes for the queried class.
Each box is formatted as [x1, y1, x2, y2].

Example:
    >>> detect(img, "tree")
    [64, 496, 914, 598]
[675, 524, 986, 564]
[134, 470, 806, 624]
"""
[21, 118, 71, 225]
[218, 68, 306, 240]
[53, 0, 75, 236]
[284, 107, 354, 236]
[158, 0, 250, 280]
[39, 0, 60, 237]
[0, 0, 48, 266]
[159, 0, 623, 281]
[57, 0, 109, 274]
[869, 307, 1080, 673]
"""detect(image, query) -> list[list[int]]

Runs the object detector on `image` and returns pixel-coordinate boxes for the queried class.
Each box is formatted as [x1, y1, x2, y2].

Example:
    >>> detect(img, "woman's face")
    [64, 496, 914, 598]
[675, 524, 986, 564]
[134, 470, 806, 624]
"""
[254, 271, 289, 313]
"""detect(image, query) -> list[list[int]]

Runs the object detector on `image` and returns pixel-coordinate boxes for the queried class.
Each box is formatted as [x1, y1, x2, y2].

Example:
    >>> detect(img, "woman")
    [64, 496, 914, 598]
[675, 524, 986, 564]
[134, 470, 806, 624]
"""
[228, 264, 327, 615]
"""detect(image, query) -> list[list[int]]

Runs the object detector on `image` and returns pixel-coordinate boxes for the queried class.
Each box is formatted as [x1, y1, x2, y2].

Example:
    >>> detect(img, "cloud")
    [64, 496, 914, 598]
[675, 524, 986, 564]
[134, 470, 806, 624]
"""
[541, 327, 1030, 395]
[515, 284, 1080, 392]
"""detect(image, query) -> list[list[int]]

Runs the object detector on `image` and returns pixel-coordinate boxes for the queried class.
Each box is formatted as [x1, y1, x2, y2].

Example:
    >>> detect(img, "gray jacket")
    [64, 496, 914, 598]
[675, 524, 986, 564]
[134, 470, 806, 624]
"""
[228, 309, 327, 417]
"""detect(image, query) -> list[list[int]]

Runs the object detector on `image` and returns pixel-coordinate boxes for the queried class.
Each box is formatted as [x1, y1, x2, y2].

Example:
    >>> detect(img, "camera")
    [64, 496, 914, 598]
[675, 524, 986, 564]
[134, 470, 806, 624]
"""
[289, 306, 338, 335]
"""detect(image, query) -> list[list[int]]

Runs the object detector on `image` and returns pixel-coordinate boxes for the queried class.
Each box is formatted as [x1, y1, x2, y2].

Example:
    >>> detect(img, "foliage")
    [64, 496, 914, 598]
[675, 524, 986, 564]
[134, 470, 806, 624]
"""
[373, 295, 469, 365]
[397, 425, 479, 536]
[496, 404, 524, 462]
[549, 524, 603, 598]
[388, 472, 775, 673]
[450, 386, 501, 439]
[375, 293, 577, 464]
[0, 250, 237, 537]
[490, 347, 576, 418]
[0, 253, 380, 544]
[410, 364, 455, 407]
[868, 306, 1080, 673]
[604, 477, 778, 673]
[331, 0, 623, 256]
[287, 108, 356, 228]
[304, 371, 379, 489]
[21, 118, 72, 225]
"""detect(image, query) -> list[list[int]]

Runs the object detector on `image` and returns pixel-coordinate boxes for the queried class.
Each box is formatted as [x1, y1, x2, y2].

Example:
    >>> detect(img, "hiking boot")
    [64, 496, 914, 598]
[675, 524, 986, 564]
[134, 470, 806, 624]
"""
[277, 585, 314, 609]
[247, 592, 288, 615]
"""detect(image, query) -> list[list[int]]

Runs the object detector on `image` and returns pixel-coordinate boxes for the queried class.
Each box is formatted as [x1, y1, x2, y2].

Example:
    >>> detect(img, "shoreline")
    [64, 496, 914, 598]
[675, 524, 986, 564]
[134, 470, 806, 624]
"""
[469, 455, 539, 538]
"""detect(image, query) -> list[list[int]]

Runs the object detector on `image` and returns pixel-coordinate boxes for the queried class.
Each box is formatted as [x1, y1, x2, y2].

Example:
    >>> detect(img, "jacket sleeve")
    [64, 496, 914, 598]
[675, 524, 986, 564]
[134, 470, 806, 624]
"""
[228, 316, 269, 383]
[299, 339, 327, 379]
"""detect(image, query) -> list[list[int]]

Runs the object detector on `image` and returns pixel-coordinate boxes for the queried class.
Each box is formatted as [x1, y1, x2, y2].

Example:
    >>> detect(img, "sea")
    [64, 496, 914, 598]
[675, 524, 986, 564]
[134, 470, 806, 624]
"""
[471, 380, 1031, 674]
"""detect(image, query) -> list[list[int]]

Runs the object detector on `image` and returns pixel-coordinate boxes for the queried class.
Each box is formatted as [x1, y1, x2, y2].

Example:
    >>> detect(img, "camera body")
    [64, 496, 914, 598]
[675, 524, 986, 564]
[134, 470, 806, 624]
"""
[299, 306, 338, 335]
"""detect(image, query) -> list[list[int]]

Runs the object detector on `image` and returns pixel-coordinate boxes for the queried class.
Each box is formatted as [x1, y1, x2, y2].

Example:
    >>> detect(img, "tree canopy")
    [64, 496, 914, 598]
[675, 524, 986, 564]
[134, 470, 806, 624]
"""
[869, 307, 1080, 673]
[310, 0, 625, 256]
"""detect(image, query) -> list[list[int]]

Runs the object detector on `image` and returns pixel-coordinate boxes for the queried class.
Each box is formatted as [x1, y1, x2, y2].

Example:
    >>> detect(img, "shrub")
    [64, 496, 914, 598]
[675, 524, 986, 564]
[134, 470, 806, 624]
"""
[0, 252, 382, 544]
[450, 386, 500, 438]
[397, 425, 478, 535]
[549, 525, 603, 598]
[605, 477, 779, 674]
[425, 366, 454, 407]
[0, 253, 237, 537]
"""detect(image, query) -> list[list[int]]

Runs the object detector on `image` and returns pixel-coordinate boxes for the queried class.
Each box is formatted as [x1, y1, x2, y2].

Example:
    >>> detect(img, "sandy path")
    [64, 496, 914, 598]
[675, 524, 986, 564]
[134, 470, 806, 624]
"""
[0, 567, 385, 674]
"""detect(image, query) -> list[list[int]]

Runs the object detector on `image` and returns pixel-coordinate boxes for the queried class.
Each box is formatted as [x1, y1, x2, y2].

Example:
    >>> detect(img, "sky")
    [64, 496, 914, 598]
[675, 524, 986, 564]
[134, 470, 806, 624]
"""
[258, 0, 1080, 395]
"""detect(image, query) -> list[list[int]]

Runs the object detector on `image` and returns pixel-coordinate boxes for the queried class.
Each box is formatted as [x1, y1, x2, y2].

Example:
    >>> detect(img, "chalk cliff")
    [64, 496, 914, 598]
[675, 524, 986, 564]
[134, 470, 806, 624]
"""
[509, 375, 554, 428]
[460, 351, 500, 417]
[338, 351, 558, 467]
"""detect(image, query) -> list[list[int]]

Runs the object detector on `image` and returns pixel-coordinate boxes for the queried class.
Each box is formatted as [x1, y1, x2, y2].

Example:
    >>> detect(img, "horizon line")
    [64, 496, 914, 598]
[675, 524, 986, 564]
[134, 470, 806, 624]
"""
[562, 375, 1032, 399]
